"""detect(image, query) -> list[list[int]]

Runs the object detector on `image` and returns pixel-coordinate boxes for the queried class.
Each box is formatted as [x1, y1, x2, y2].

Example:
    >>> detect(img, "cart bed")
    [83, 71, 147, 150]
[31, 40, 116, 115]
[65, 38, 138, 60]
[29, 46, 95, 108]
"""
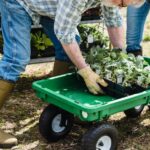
[32, 73, 150, 121]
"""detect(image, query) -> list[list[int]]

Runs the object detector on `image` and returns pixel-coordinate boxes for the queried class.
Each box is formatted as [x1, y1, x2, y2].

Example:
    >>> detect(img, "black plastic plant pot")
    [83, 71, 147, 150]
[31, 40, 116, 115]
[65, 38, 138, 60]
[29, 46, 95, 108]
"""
[101, 79, 146, 98]
[131, 84, 146, 94]
[101, 79, 132, 98]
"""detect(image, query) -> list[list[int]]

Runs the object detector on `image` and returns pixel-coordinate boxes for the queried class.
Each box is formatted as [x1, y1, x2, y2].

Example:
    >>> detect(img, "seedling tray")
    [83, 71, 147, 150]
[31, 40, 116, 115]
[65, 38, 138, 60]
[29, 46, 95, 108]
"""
[101, 79, 146, 98]
[100, 56, 150, 98]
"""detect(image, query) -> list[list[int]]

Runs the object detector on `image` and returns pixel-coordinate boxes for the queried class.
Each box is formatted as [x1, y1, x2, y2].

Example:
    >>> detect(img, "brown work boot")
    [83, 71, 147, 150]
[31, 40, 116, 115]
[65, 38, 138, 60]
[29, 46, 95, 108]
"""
[127, 50, 142, 57]
[50, 60, 75, 77]
[0, 80, 14, 109]
[0, 129, 17, 148]
[0, 80, 17, 148]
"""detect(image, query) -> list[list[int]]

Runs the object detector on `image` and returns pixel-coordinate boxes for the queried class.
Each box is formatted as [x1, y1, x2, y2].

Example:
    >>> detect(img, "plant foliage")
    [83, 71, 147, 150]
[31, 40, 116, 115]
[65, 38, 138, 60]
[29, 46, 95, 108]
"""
[84, 46, 150, 88]
[78, 24, 108, 48]
[31, 31, 53, 51]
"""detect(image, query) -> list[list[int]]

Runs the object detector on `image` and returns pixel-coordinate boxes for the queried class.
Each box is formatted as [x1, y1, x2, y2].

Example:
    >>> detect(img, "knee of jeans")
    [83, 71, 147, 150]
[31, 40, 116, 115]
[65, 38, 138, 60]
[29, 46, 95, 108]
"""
[55, 35, 80, 62]
[23, 57, 30, 66]
[15, 56, 30, 69]
[54, 43, 68, 59]
[55, 52, 70, 62]
[55, 57, 71, 62]
[55, 48, 70, 62]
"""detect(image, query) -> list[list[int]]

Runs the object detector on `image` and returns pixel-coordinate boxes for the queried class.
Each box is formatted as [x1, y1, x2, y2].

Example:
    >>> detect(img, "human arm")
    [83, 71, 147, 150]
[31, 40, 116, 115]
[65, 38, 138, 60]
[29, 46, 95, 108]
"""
[54, 0, 107, 94]
[62, 42, 107, 94]
[107, 26, 124, 49]
[102, 6, 124, 49]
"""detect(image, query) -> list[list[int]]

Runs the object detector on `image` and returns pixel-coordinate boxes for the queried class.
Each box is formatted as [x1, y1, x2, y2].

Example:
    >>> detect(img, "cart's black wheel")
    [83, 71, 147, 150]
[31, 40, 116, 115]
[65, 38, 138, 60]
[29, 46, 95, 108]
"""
[82, 124, 118, 150]
[124, 105, 144, 118]
[39, 104, 74, 142]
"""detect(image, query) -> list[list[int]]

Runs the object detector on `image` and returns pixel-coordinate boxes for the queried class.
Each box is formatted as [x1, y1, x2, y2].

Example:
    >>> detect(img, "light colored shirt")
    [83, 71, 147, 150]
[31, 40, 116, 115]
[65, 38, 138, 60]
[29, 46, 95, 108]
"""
[16, 0, 122, 44]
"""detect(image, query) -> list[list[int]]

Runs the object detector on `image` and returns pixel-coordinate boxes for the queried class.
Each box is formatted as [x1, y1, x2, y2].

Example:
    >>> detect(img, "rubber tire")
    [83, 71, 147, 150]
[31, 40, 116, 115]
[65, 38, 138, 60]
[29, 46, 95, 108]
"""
[124, 105, 144, 118]
[82, 123, 118, 150]
[39, 104, 74, 142]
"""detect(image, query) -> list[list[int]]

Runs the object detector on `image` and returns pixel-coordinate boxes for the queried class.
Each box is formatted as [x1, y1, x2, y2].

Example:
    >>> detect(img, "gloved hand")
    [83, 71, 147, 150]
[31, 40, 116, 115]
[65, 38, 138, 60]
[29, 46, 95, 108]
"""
[78, 66, 108, 94]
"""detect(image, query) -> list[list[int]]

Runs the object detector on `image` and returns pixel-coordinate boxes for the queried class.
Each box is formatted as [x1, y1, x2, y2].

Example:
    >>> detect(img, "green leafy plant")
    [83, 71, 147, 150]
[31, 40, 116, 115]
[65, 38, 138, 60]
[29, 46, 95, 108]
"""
[78, 24, 109, 48]
[31, 31, 53, 51]
[84, 46, 150, 88]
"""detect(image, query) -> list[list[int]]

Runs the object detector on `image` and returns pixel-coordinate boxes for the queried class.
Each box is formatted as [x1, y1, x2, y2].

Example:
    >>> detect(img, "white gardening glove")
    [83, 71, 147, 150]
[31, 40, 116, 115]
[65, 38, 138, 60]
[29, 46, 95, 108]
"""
[78, 66, 108, 94]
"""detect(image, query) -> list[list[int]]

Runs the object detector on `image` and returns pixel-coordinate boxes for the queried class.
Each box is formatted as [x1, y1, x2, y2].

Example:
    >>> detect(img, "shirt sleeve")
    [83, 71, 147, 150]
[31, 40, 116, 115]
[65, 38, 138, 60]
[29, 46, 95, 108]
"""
[54, 0, 86, 44]
[102, 6, 122, 27]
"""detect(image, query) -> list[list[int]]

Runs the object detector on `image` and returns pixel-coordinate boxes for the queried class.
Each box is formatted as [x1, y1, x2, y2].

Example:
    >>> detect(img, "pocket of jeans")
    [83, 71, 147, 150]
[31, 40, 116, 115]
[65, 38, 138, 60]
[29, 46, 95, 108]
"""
[4, 0, 27, 15]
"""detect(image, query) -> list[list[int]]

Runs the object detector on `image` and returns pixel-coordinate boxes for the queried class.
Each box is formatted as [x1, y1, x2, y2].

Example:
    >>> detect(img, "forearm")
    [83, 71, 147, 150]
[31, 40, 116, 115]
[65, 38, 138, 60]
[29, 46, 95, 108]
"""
[62, 42, 107, 95]
[62, 42, 87, 70]
[102, 6, 124, 48]
[107, 26, 124, 49]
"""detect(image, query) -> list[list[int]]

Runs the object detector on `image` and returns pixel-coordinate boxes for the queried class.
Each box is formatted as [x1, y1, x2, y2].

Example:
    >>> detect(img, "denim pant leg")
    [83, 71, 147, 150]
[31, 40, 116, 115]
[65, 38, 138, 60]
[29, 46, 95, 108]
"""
[126, 2, 150, 52]
[40, 17, 80, 62]
[0, 0, 32, 82]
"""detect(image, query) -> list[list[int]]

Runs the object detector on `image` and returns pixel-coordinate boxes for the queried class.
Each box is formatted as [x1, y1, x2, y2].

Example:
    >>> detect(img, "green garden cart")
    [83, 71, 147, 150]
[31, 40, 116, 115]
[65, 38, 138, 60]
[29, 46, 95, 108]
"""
[32, 63, 150, 150]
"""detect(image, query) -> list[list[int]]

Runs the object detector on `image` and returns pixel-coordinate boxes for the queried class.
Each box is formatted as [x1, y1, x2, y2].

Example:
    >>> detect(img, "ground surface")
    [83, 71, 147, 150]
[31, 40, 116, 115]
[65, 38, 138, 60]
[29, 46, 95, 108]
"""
[0, 9, 150, 150]
[1, 73, 150, 150]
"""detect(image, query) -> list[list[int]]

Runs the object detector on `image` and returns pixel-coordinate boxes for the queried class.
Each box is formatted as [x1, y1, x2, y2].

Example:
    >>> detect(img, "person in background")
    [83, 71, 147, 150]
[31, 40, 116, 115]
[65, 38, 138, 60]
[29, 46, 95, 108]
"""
[0, 0, 144, 148]
[126, 0, 150, 56]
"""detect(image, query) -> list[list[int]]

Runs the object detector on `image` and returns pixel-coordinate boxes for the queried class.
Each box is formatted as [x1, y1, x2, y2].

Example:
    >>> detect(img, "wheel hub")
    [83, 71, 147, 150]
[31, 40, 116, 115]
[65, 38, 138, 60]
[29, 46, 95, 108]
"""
[52, 114, 66, 133]
[96, 135, 112, 150]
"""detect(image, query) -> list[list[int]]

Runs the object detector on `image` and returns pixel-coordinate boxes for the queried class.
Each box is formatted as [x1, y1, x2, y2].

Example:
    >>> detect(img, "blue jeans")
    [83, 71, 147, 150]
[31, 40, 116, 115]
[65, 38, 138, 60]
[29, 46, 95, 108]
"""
[40, 17, 80, 62]
[0, 0, 77, 82]
[126, 2, 150, 52]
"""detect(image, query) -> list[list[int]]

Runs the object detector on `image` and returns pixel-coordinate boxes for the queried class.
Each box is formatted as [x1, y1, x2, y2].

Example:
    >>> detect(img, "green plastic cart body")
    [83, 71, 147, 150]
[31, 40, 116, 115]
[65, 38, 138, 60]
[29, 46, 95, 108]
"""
[32, 72, 150, 122]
